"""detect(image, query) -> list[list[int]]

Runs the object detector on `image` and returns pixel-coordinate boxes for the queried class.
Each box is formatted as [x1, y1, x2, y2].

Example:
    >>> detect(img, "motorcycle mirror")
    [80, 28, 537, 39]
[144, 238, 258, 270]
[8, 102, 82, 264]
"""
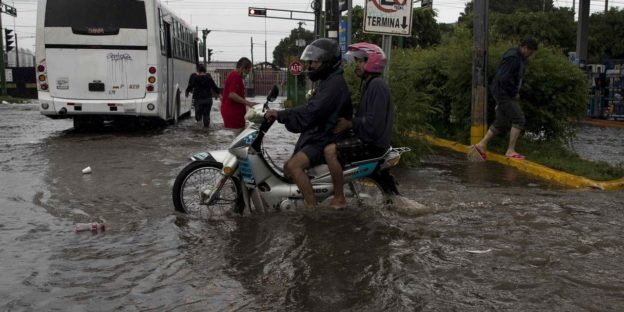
[267, 85, 279, 102]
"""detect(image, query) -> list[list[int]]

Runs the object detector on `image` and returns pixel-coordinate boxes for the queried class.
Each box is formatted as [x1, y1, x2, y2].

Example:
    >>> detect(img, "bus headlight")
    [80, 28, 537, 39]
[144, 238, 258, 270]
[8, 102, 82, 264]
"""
[41, 103, 49, 110]
[147, 103, 155, 110]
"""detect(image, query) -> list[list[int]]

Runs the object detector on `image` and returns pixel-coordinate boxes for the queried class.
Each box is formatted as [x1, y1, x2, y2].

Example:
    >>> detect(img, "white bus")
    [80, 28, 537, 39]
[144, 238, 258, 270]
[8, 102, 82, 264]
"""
[35, 0, 198, 128]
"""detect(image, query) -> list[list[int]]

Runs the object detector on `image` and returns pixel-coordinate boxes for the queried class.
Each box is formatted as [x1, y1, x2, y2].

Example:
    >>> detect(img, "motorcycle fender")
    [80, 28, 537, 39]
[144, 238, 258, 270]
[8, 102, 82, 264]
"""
[191, 150, 232, 164]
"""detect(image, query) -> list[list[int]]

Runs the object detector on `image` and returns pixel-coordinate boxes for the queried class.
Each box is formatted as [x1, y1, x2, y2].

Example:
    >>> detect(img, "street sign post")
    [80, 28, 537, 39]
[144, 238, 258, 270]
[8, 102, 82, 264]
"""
[363, 0, 413, 37]
[289, 60, 304, 106]
[289, 60, 303, 76]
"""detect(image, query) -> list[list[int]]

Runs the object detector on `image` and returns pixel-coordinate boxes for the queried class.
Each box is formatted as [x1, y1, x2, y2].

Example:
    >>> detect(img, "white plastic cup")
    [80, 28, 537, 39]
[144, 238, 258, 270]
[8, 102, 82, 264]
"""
[82, 166, 92, 174]
[75, 222, 106, 232]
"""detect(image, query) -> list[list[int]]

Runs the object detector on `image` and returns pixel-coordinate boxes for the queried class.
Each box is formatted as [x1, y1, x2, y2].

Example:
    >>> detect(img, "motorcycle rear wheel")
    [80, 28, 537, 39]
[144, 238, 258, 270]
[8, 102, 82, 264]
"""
[172, 161, 243, 218]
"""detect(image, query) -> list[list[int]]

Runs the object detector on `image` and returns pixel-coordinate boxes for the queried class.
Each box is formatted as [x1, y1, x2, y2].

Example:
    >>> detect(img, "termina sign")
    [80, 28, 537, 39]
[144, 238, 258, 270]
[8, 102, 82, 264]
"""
[364, 0, 412, 36]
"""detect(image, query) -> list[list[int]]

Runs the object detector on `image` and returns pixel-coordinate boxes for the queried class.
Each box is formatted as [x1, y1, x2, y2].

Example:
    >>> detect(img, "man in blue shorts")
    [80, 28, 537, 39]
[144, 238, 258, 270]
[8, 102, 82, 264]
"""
[265, 38, 352, 208]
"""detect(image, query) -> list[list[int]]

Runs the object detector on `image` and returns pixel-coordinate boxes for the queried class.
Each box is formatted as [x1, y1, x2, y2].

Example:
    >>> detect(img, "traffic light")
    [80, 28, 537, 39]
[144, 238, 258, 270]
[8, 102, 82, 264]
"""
[207, 49, 213, 63]
[421, 0, 432, 9]
[4, 28, 14, 52]
[248, 7, 267, 17]
[338, 0, 348, 12]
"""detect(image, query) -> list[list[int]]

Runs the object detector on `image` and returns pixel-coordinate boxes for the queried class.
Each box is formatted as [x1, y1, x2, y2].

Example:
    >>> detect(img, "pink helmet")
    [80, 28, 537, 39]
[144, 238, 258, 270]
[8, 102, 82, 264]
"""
[347, 42, 387, 74]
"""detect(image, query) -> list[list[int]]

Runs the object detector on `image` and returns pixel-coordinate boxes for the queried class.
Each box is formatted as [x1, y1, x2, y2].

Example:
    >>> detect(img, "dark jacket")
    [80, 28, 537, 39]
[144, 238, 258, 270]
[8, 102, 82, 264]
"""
[277, 68, 353, 150]
[490, 47, 527, 98]
[186, 73, 220, 100]
[352, 76, 393, 149]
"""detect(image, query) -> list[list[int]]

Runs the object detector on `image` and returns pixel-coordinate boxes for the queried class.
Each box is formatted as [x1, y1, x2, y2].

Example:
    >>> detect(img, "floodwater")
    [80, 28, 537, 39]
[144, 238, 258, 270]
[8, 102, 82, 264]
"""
[572, 124, 624, 166]
[1, 100, 624, 311]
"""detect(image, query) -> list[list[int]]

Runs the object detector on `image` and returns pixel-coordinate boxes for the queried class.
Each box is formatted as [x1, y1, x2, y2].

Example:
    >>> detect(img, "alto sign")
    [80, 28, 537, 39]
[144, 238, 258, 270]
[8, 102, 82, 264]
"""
[363, 0, 413, 36]
[289, 60, 303, 76]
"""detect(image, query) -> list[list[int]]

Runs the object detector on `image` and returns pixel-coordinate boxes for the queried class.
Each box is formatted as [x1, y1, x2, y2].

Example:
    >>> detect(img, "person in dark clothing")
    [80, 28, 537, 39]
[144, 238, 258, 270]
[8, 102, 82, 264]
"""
[472, 38, 538, 160]
[185, 65, 220, 128]
[265, 38, 353, 208]
[323, 42, 394, 209]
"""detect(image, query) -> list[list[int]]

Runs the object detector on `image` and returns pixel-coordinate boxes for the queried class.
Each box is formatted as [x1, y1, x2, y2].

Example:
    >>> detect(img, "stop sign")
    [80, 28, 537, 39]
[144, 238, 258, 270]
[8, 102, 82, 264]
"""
[289, 60, 303, 76]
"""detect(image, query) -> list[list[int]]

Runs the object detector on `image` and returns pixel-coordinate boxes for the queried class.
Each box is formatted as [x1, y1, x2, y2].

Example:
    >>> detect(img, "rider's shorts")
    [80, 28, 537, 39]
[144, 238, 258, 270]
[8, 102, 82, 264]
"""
[336, 132, 387, 165]
[298, 142, 326, 167]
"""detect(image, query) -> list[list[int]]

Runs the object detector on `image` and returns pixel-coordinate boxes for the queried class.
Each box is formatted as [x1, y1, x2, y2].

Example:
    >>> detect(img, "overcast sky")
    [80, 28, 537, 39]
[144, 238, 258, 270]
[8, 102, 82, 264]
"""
[6, 0, 620, 62]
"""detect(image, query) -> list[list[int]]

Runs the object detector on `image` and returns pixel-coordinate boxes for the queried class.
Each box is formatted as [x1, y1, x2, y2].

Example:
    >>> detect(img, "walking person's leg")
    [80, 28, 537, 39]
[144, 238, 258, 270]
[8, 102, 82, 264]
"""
[503, 98, 526, 158]
[194, 99, 202, 122]
[203, 100, 213, 128]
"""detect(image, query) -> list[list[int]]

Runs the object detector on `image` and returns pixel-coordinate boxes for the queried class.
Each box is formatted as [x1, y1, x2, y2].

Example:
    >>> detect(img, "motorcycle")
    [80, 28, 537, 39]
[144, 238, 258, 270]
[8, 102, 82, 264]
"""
[172, 86, 410, 217]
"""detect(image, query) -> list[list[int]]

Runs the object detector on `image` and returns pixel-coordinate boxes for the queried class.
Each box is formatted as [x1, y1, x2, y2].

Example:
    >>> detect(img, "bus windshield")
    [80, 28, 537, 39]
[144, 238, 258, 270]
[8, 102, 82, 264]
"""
[44, 0, 147, 35]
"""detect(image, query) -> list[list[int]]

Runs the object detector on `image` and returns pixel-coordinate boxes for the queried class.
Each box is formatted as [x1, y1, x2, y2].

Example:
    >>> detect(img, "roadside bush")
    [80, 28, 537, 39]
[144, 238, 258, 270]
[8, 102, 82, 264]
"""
[387, 30, 587, 144]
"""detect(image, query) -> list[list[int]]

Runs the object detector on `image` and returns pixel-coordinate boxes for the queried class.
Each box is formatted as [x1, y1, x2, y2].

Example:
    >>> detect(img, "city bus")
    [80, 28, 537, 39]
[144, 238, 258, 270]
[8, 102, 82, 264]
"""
[35, 0, 198, 128]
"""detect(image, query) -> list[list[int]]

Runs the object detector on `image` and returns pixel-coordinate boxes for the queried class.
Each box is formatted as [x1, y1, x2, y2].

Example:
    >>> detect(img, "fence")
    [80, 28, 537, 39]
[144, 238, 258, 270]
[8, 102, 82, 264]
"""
[209, 68, 286, 98]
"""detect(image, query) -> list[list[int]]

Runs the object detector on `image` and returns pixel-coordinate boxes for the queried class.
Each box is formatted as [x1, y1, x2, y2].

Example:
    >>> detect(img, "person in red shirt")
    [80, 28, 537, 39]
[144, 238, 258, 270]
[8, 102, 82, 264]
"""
[220, 57, 257, 129]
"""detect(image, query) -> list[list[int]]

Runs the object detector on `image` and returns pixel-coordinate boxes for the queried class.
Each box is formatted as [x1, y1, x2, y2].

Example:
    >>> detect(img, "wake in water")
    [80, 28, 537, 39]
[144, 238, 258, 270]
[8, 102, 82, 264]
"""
[388, 196, 435, 216]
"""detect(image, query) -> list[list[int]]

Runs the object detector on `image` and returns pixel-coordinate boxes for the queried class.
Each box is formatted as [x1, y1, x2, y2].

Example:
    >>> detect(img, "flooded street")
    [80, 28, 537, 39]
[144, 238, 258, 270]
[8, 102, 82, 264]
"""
[1, 101, 624, 311]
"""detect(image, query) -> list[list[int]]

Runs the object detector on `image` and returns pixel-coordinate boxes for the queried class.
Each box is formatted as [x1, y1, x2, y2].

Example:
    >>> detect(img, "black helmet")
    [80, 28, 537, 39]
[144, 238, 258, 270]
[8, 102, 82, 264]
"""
[300, 38, 341, 81]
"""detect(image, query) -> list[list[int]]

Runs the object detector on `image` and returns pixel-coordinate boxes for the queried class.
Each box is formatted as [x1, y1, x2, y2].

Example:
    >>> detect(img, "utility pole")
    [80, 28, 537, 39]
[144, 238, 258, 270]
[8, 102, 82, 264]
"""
[313, 0, 322, 38]
[14, 32, 18, 67]
[250, 37, 254, 65]
[470, 0, 488, 145]
[201, 29, 210, 68]
[0, 13, 5, 96]
[605, 0, 608, 13]
[576, 0, 589, 65]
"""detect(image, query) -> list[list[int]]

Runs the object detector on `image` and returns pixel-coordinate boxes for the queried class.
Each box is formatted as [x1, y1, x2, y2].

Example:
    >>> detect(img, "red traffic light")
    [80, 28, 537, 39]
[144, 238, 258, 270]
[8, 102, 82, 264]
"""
[248, 7, 267, 16]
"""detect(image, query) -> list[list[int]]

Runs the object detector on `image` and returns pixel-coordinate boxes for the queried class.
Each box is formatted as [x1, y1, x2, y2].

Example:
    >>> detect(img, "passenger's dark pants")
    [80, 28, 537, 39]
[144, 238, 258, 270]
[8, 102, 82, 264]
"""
[194, 99, 213, 127]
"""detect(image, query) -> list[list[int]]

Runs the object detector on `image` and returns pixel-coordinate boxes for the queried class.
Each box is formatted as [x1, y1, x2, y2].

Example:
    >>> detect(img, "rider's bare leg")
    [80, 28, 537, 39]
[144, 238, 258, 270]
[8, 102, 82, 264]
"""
[284, 152, 317, 208]
[324, 144, 346, 209]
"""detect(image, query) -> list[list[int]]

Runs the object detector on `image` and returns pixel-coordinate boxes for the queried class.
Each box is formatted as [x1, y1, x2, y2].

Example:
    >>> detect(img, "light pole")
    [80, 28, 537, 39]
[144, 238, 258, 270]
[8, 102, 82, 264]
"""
[201, 29, 211, 68]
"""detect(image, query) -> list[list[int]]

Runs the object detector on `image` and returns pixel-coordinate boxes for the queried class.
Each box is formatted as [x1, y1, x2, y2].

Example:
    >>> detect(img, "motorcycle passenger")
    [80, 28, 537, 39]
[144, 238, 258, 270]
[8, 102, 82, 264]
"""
[265, 38, 353, 208]
[323, 42, 394, 210]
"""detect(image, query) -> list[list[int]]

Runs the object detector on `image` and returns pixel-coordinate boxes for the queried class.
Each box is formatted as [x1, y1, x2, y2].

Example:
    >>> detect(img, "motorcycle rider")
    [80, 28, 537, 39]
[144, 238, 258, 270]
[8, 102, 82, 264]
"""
[265, 38, 353, 208]
[323, 42, 394, 210]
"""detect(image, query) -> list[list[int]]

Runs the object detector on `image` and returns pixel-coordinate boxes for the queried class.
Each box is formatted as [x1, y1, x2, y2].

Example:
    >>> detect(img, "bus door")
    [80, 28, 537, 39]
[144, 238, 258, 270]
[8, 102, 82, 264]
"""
[163, 21, 173, 119]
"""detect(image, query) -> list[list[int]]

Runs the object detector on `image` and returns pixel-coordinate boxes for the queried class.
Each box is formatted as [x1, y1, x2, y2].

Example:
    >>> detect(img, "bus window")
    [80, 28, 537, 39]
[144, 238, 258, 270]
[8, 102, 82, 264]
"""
[45, 0, 147, 35]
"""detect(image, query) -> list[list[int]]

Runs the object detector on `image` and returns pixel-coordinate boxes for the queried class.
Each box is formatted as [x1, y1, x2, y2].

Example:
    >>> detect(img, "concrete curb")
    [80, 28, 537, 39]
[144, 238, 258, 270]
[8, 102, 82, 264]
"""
[579, 118, 624, 129]
[418, 134, 624, 191]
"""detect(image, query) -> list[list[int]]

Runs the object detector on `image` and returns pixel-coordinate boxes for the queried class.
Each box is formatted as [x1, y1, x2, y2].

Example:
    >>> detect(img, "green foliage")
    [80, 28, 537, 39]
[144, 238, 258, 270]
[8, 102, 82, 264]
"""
[489, 8, 576, 53]
[520, 46, 588, 141]
[588, 8, 624, 62]
[393, 30, 587, 144]
[272, 27, 315, 68]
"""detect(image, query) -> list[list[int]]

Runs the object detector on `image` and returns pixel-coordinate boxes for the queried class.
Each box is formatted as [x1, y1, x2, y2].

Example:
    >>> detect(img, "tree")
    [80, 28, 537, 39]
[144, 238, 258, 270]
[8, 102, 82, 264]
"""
[588, 8, 624, 63]
[489, 8, 576, 53]
[349, 5, 440, 48]
[272, 26, 315, 68]
[459, 0, 555, 24]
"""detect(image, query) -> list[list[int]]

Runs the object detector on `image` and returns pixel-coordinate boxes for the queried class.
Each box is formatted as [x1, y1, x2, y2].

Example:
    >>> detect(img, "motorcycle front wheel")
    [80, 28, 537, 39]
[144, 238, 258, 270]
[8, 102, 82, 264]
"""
[346, 177, 390, 208]
[172, 161, 243, 218]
